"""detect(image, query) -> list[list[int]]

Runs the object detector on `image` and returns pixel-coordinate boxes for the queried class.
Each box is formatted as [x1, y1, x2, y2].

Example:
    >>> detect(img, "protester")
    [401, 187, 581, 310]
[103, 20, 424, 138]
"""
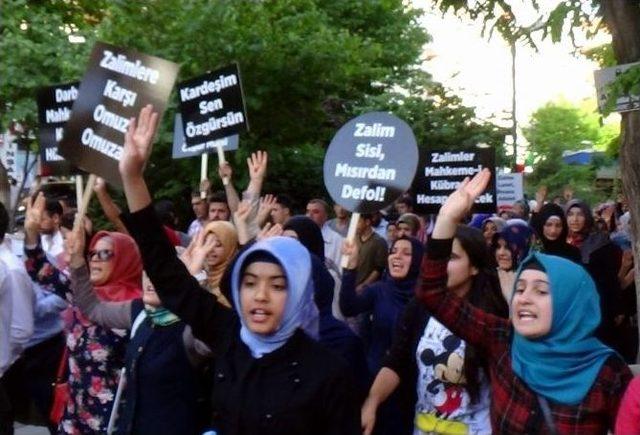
[55, 229, 142, 433]
[362, 226, 507, 435]
[530, 203, 580, 263]
[200, 220, 238, 307]
[188, 192, 208, 238]
[0, 257, 11, 435]
[328, 204, 350, 238]
[481, 216, 505, 246]
[305, 198, 344, 270]
[270, 194, 293, 225]
[354, 214, 388, 290]
[117, 105, 360, 434]
[340, 236, 424, 375]
[207, 191, 231, 222]
[385, 221, 398, 247]
[490, 220, 533, 302]
[39, 198, 65, 266]
[65, 225, 211, 435]
[511, 199, 530, 221]
[565, 199, 623, 348]
[396, 213, 421, 239]
[417, 169, 631, 433]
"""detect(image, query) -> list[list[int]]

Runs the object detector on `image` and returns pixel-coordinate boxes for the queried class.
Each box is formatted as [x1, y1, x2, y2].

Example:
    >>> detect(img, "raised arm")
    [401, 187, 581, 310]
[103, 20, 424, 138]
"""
[118, 105, 237, 352]
[218, 162, 240, 213]
[93, 177, 128, 234]
[339, 240, 375, 316]
[417, 169, 510, 354]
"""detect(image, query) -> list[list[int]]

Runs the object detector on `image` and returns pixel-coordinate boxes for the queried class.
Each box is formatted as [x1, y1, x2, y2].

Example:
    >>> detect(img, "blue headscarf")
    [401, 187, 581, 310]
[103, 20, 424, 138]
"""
[511, 252, 615, 405]
[231, 237, 319, 358]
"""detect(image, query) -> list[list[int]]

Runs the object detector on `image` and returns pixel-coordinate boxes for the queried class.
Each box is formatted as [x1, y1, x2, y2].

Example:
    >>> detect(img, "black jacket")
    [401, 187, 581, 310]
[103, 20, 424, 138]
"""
[121, 205, 360, 435]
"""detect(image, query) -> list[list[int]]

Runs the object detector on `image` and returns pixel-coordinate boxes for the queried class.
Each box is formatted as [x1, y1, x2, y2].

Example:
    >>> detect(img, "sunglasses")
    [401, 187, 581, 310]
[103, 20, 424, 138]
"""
[87, 249, 115, 262]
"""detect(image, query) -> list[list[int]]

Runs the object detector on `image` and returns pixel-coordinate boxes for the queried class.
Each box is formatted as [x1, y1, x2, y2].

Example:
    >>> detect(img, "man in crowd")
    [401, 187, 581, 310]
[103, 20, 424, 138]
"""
[39, 199, 64, 266]
[355, 213, 388, 290]
[270, 194, 293, 225]
[396, 213, 421, 239]
[188, 191, 208, 237]
[328, 204, 350, 238]
[208, 191, 231, 222]
[306, 198, 344, 269]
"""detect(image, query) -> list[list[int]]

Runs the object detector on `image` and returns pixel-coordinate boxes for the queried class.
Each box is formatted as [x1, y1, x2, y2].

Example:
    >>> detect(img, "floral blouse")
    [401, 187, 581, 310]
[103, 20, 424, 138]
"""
[25, 244, 129, 434]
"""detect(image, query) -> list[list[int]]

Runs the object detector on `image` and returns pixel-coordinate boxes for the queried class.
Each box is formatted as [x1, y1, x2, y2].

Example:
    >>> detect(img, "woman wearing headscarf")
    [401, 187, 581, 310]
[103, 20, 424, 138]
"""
[565, 199, 623, 348]
[202, 221, 238, 307]
[530, 203, 580, 263]
[480, 216, 506, 246]
[66, 225, 211, 435]
[60, 231, 142, 434]
[416, 170, 631, 433]
[490, 220, 533, 302]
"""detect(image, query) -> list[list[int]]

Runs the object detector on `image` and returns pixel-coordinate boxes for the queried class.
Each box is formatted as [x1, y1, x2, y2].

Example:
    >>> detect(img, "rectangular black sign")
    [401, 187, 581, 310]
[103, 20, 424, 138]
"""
[172, 113, 239, 159]
[177, 64, 248, 149]
[58, 41, 179, 187]
[412, 147, 496, 214]
[36, 82, 80, 176]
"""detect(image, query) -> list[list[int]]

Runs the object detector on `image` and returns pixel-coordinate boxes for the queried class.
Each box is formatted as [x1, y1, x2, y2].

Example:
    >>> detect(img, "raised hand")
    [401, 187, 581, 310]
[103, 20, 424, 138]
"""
[24, 192, 46, 243]
[66, 225, 86, 268]
[93, 177, 108, 194]
[340, 239, 359, 270]
[189, 230, 218, 274]
[247, 150, 268, 181]
[256, 194, 276, 227]
[535, 185, 547, 211]
[433, 168, 491, 239]
[119, 104, 159, 180]
[257, 222, 283, 241]
[218, 162, 233, 180]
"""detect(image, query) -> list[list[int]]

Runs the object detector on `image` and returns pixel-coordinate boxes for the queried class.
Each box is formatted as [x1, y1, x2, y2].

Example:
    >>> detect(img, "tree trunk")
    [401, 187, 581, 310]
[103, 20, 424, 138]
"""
[601, 0, 640, 363]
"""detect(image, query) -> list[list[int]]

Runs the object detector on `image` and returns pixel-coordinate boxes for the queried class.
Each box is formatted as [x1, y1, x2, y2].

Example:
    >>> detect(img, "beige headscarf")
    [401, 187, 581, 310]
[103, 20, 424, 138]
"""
[202, 221, 238, 307]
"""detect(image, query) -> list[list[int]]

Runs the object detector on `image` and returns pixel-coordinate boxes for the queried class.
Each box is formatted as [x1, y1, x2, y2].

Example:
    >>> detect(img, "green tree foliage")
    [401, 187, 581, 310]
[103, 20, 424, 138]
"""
[523, 100, 619, 202]
[1, 0, 507, 220]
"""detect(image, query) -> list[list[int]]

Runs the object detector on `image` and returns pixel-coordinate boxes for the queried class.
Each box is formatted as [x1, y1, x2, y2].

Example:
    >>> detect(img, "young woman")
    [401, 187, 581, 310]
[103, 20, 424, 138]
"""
[340, 236, 424, 375]
[481, 216, 505, 246]
[201, 220, 238, 307]
[416, 169, 631, 433]
[65, 226, 212, 435]
[117, 105, 360, 434]
[490, 220, 532, 302]
[565, 199, 622, 348]
[530, 203, 580, 263]
[361, 226, 508, 435]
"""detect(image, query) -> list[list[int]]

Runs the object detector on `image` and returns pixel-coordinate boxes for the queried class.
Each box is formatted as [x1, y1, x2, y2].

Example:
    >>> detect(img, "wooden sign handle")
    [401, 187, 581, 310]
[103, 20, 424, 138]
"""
[74, 174, 96, 230]
[200, 154, 208, 199]
[75, 175, 83, 211]
[217, 144, 229, 186]
[340, 212, 360, 269]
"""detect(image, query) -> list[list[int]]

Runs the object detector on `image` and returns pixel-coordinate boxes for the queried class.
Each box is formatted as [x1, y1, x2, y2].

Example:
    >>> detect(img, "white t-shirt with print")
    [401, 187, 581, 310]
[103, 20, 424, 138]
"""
[414, 317, 491, 435]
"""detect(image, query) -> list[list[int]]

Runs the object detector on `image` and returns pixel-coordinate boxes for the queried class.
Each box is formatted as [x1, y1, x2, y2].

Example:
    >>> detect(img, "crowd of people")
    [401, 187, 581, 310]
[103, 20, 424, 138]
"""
[0, 104, 638, 434]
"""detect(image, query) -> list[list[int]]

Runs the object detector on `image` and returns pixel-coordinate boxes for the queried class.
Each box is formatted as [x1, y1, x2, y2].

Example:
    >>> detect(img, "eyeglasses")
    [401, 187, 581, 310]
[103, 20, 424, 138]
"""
[87, 249, 115, 262]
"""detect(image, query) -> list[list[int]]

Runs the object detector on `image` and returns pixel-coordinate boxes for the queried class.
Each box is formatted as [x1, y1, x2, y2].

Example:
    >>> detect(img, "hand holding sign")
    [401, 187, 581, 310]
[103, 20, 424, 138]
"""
[119, 104, 159, 181]
[25, 192, 46, 245]
[340, 239, 359, 270]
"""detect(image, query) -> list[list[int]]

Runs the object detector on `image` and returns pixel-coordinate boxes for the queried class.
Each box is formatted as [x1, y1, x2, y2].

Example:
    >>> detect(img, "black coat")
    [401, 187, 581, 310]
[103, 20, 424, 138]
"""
[121, 205, 360, 435]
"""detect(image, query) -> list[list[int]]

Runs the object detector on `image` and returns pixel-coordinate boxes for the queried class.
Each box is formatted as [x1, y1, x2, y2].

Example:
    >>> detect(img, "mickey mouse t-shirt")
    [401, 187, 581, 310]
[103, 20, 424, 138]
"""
[414, 317, 491, 435]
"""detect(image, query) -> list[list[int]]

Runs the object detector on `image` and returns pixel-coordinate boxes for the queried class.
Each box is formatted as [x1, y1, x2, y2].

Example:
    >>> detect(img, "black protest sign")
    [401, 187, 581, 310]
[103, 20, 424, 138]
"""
[323, 112, 418, 214]
[36, 82, 79, 176]
[178, 64, 248, 149]
[412, 148, 496, 214]
[58, 41, 179, 186]
[172, 113, 239, 159]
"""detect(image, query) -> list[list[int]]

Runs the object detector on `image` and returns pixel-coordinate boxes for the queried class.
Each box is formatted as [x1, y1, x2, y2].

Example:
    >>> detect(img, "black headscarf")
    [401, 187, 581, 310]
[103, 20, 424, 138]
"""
[565, 199, 610, 264]
[384, 236, 424, 304]
[531, 203, 581, 263]
[283, 215, 325, 261]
